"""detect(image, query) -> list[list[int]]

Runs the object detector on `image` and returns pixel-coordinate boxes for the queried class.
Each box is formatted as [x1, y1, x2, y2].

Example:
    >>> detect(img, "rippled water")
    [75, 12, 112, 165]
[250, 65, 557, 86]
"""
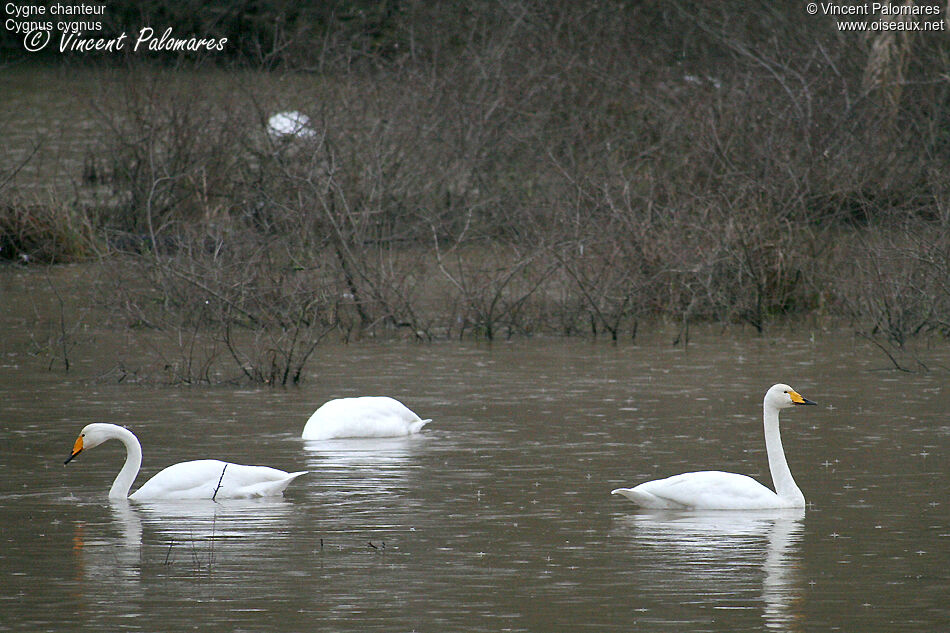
[1, 286, 947, 631]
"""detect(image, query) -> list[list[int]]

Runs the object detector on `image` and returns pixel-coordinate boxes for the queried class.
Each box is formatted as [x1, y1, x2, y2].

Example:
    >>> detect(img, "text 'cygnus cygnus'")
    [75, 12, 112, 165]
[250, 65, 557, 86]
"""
[65, 423, 306, 501]
[611, 384, 816, 510]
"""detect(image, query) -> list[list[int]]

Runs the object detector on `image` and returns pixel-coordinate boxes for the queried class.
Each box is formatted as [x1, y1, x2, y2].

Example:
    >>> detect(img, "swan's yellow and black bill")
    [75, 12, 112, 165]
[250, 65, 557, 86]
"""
[64, 435, 83, 465]
[789, 391, 817, 406]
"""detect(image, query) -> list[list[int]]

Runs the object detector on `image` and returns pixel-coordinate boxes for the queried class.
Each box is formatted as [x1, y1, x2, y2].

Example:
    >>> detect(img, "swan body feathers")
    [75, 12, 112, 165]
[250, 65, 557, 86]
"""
[130, 459, 305, 501]
[302, 396, 431, 441]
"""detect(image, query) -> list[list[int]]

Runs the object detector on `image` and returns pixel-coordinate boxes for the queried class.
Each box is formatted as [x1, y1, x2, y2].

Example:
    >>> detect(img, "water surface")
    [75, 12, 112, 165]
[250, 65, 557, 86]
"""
[0, 290, 947, 631]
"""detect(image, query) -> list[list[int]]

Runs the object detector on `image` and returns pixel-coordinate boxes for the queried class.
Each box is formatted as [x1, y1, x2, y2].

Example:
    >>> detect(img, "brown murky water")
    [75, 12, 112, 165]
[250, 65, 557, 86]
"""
[0, 269, 947, 632]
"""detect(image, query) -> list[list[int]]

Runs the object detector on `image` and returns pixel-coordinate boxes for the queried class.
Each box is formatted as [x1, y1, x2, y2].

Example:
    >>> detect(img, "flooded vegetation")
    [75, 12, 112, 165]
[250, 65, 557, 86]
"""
[2, 3, 949, 383]
[1, 3, 948, 631]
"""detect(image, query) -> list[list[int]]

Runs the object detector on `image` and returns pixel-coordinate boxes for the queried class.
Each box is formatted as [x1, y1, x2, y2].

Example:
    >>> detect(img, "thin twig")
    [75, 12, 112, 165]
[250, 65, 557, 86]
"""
[212, 463, 228, 501]
[858, 331, 912, 373]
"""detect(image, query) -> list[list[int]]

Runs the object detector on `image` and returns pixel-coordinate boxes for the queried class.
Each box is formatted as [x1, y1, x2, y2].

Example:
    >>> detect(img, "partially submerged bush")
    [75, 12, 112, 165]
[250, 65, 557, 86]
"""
[5, 3, 948, 381]
[0, 199, 101, 264]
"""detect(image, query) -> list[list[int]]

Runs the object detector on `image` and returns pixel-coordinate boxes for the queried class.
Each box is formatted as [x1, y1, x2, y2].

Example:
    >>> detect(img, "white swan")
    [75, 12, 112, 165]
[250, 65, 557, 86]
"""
[302, 396, 431, 441]
[65, 423, 307, 501]
[267, 111, 316, 139]
[611, 383, 816, 510]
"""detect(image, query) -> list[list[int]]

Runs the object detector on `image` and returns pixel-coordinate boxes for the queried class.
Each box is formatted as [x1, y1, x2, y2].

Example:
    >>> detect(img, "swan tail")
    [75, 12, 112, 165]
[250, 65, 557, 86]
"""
[409, 419, 432, 434]
[273, 470, 308, 494]
[611, 487, 678, 509]
[248, 470, 308, 497]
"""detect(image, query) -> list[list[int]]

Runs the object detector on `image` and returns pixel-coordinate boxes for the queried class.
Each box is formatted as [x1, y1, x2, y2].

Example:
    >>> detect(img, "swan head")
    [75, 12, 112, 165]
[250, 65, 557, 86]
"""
[766, 383, 817, 410]
[64, 423, 117, 464]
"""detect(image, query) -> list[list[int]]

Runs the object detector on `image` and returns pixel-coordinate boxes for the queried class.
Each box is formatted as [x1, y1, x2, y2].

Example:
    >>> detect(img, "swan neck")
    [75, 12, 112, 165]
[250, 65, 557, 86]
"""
[109, 427, 142, 499]
[763, 403, 804, 506]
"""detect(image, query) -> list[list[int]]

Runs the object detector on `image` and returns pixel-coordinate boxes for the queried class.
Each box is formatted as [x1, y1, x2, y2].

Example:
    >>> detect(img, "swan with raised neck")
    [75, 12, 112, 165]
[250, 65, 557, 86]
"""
[65, 423, 306, 500]
[611, 383, 817, 510]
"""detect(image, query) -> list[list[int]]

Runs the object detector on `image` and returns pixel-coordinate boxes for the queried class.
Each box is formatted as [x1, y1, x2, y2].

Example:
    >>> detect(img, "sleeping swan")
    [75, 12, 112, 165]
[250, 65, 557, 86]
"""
[302, 396, 431, 440]
[65, 423, 306, 500]
[611, 383, 817, 510]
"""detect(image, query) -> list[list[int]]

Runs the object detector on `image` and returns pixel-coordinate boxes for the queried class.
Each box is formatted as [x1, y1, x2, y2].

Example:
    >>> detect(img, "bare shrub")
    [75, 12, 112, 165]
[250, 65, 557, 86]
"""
[835, 209, 950, 371]
[433, 236, 555, 341]
[58, 2, 949, 381]
[103, 223, 340, 385]
[92, 69, 252, 237]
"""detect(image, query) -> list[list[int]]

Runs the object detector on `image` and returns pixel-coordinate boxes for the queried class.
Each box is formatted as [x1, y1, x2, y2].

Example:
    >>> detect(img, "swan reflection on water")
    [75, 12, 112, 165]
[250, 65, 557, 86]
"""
[613, 509, 805, 631]
[77, 497, 296, 559]
[302, 436, 428, 497]
[70, 501, 145, 608]
[131, 496, 297, 542]
[302, 435, 426, 466]
[71, 497, 298, 612]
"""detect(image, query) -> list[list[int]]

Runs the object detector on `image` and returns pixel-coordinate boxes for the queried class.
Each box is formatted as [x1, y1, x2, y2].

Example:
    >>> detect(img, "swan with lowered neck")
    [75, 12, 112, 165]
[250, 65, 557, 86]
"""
[302, 396, 431, 441]
[611, 384, 817, 510]
[65, 423, 306, 501]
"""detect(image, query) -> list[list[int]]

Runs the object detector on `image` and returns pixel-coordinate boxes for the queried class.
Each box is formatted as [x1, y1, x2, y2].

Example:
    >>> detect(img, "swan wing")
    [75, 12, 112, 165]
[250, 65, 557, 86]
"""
[130, 460, 305, 500]
[614, 471, 783, 510]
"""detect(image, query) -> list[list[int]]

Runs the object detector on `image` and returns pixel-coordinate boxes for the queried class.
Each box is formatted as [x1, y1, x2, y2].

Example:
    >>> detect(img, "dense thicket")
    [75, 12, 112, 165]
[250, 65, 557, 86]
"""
[3, 1, 948, 382]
